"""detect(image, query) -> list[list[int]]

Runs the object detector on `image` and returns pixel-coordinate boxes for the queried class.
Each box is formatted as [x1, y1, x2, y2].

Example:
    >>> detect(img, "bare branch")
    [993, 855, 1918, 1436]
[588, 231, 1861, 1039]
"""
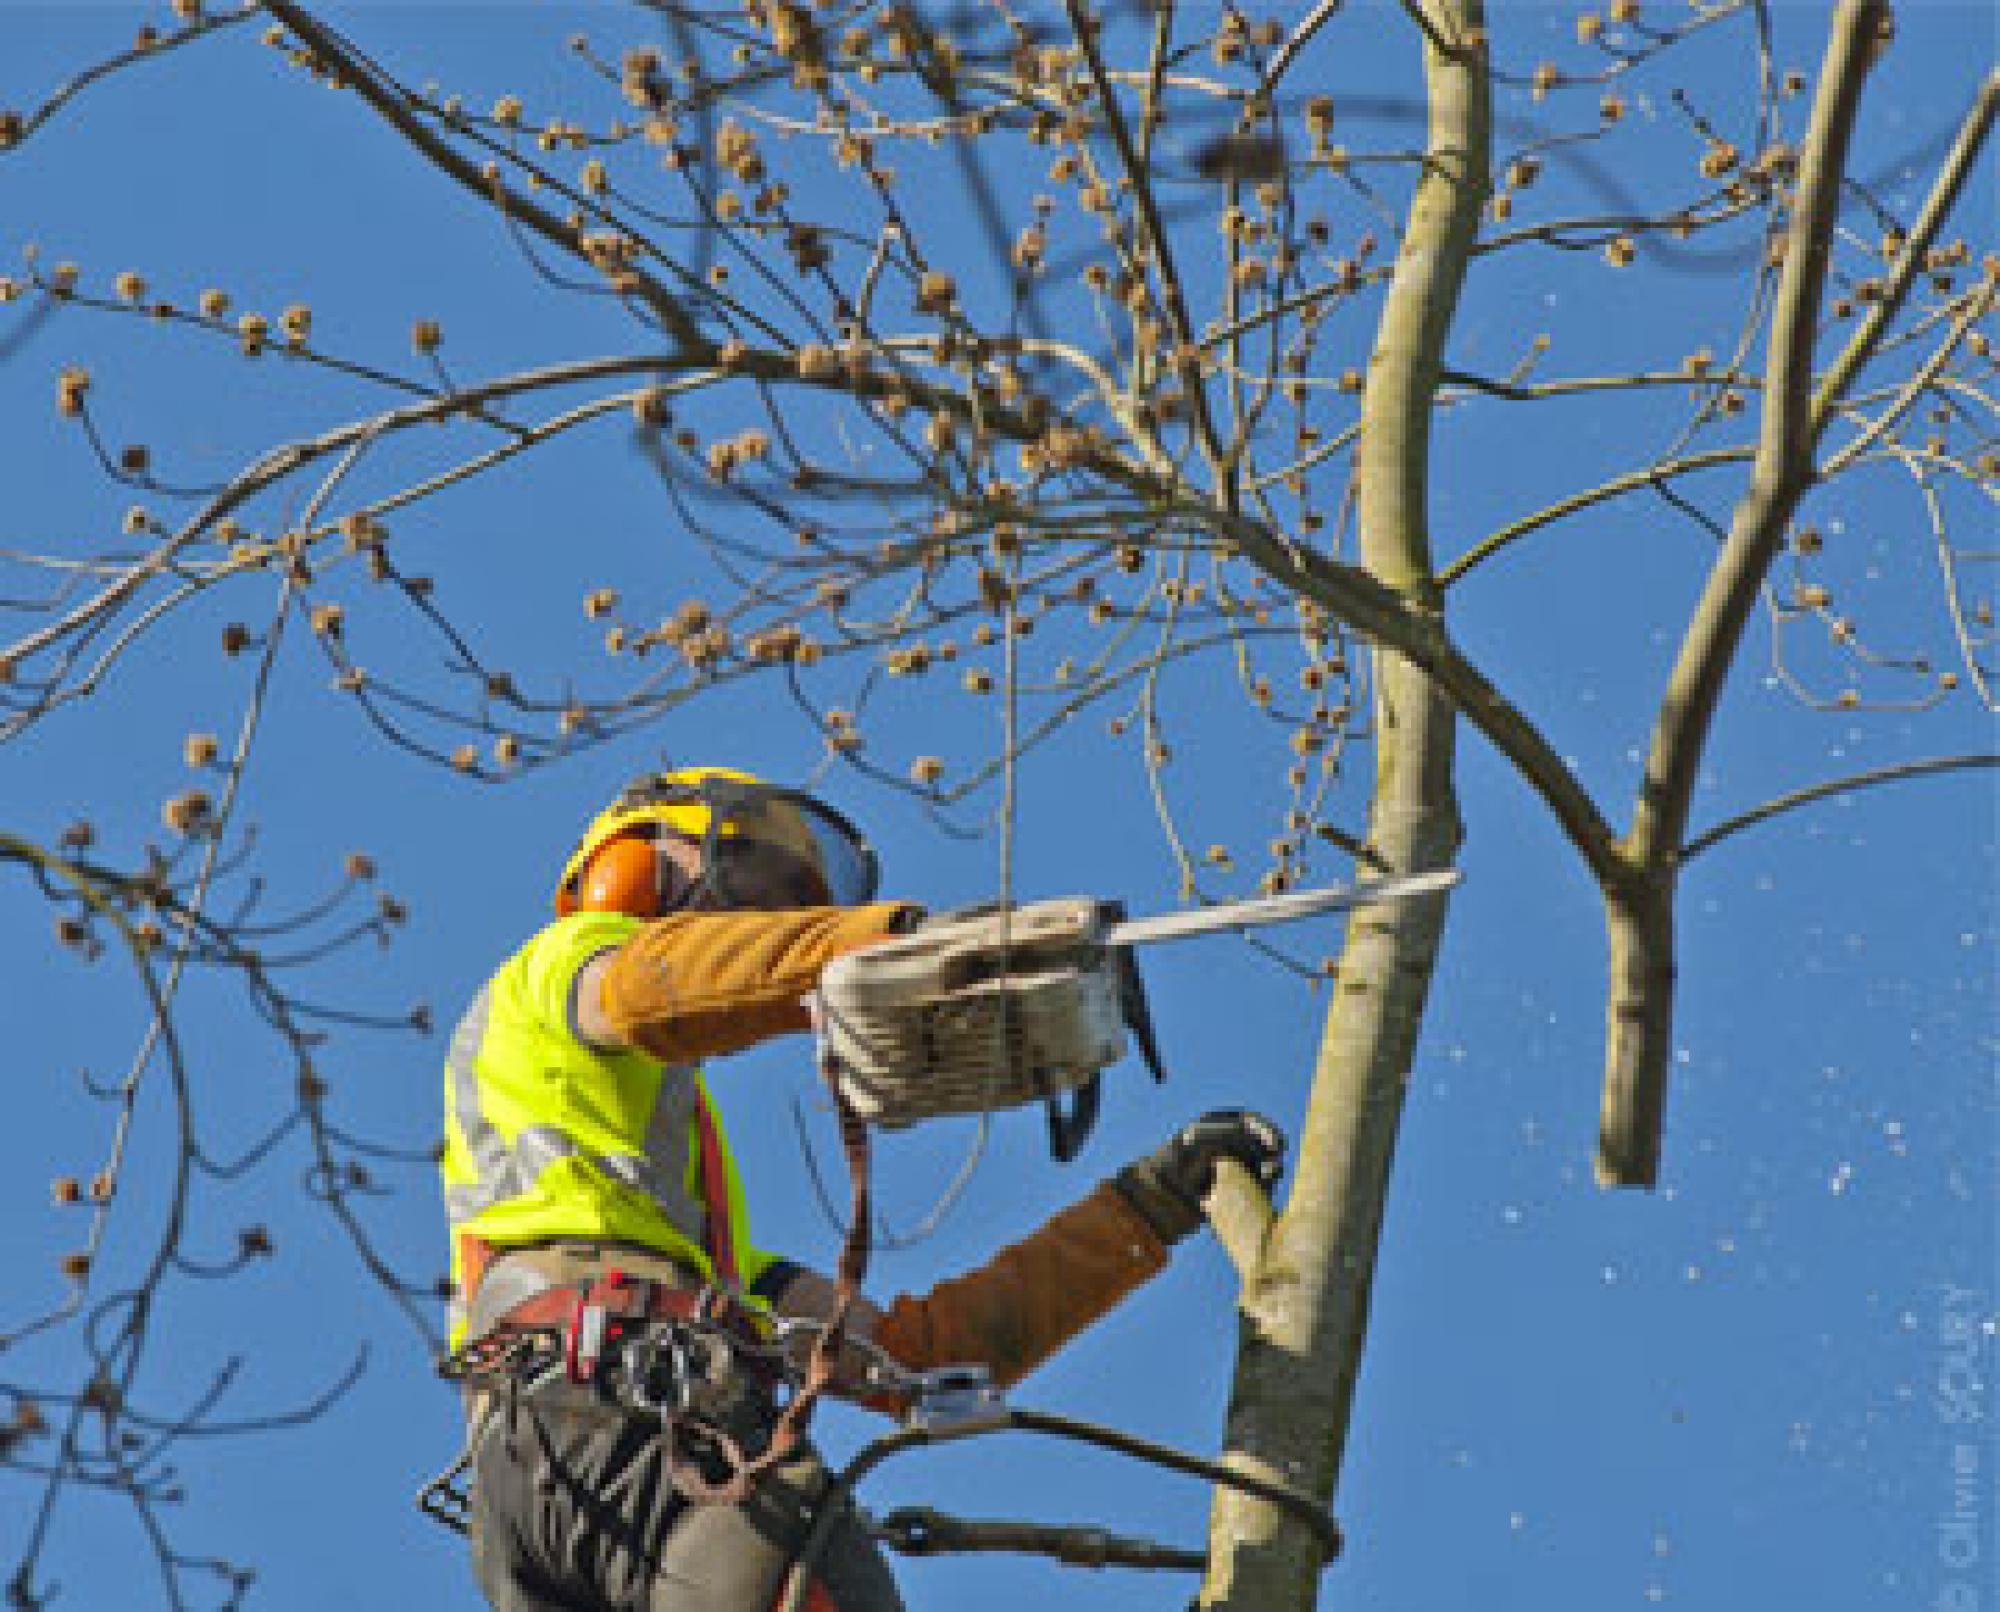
[1600, 0, 1890, 1190]
[1679, 753, 2000, 862]
[1060, 0, 1230, 482]
[0, 4, 257, 151]
[260, 1, 707, 351]
[1810, 70, 2000, 440]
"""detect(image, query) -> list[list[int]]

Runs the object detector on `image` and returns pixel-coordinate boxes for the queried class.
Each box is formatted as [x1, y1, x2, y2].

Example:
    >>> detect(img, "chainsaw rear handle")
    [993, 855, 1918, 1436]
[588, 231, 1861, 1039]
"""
[1044, 905, 1154, 1164]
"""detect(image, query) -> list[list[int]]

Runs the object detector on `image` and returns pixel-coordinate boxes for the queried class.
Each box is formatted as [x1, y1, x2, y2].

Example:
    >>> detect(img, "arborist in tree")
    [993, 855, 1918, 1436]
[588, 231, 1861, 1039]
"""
[439, 765, 1286, 1610]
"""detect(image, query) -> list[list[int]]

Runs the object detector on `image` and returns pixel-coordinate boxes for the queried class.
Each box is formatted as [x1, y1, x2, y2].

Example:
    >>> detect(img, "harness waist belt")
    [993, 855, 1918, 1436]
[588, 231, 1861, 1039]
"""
[486, 1269, 777, 1389]
[492, 1277, 721, 1332]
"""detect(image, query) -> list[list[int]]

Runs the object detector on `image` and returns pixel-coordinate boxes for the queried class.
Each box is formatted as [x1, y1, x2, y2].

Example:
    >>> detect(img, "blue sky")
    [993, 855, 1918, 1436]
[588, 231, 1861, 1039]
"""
[2, 3, 1994, 1608]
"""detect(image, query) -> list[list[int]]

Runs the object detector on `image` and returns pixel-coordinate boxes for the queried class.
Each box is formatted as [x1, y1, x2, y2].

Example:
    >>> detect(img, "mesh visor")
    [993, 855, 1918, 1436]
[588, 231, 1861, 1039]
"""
[708, 837, 834, 910]
[690, 780, 879, 910]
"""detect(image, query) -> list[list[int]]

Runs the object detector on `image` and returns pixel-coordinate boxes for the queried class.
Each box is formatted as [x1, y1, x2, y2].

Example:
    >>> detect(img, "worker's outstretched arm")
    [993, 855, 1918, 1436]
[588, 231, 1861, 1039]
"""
[577, 903, 918, 1062]
[862, 1110, 1286, 1394]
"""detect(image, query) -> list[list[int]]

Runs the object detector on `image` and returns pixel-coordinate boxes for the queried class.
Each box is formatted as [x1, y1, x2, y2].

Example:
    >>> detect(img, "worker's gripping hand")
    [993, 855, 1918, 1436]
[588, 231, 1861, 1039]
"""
[1112, 1109, 1287, 1244]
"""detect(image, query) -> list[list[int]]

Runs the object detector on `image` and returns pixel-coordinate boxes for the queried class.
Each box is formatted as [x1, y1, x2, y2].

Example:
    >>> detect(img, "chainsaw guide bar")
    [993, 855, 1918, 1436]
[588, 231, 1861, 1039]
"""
[1099, 868, 1459, 947]
[816, 870, 1460, 1153]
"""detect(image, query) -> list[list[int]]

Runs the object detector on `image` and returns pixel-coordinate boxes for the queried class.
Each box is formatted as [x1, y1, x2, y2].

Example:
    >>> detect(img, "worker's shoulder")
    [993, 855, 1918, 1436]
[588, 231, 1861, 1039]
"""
[504, 909, 645, 973]
[483, 910, 646, 1006]
[444, 914, 639, 1047]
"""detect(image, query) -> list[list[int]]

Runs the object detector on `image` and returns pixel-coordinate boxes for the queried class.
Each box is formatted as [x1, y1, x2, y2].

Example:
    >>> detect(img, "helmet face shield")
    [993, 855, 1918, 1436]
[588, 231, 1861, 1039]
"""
[695, 781, 879, 910]
[565, 770, 879, 914]
[706, 837, 832, 910]
[786, 794, 878, 907]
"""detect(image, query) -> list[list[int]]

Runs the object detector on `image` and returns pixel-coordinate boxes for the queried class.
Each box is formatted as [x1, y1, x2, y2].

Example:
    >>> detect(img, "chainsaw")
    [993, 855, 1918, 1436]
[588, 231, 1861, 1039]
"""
[814, 869, 1459, 1160]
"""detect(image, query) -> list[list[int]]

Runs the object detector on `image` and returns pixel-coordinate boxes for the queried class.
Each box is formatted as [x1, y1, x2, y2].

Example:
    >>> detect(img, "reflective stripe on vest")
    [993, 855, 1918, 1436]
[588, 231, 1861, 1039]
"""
[443, 982, 707, 1249]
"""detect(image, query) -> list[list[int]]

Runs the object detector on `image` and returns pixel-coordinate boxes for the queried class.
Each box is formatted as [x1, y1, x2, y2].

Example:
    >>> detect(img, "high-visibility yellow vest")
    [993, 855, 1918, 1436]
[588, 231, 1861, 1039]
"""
[440, 911, 781, 1340]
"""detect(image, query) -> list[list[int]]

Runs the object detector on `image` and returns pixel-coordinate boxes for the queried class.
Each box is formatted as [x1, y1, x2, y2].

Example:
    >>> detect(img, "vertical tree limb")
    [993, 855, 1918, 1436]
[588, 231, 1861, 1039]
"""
[1597, 0, 1889, 1188]
[1201, 2, 1485, 1603]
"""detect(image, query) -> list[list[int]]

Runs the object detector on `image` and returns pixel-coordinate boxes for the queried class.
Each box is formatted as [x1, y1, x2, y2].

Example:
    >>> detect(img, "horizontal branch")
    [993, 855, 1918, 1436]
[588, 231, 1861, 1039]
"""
[1437, 366, 1752, 405]
[2, 353, 699, 676]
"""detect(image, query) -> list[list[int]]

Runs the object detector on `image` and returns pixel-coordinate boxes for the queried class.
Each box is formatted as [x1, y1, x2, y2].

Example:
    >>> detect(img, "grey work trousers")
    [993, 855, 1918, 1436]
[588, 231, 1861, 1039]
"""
[466, 1375, 902, 1612]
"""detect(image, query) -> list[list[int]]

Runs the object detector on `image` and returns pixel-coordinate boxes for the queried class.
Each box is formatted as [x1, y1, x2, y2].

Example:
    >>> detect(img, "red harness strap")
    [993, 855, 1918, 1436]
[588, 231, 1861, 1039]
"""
[693, 1088, 741, 1289]
[494, 1271, 714, 1330]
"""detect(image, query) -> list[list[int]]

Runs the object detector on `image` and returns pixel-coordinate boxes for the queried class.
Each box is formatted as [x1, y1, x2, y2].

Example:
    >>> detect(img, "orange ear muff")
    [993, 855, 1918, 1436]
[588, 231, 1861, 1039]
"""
[569, 834, 667, 917]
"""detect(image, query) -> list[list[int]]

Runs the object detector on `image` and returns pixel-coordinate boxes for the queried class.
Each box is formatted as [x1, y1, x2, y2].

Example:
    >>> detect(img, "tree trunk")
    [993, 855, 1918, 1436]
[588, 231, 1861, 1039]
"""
[1201, 3, 1486, 1605]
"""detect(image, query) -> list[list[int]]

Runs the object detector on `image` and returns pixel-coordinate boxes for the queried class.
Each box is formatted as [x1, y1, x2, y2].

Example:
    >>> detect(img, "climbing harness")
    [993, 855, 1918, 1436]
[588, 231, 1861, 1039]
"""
[420, 1274, 772, 1529]
[422, 1311, 1344, 1597]
[417, 1277, 1004, 1533]
[816, 869, 1459, 1159]
[424, 1040, 882, 1531]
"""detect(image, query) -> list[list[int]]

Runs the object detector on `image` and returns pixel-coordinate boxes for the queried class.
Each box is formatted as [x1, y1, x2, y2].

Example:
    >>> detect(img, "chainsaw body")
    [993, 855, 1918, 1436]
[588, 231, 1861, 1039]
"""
[814, 870, 1457, 1159]
[815, 898, 1161, 1158]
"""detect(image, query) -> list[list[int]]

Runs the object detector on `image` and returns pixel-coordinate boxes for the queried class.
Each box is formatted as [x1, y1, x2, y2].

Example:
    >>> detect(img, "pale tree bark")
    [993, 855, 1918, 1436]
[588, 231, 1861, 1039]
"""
[1201, 2, 1486, 1604]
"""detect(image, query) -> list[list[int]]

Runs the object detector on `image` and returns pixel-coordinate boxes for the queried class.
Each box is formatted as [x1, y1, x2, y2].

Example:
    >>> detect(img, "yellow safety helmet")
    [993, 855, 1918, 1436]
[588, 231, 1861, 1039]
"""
[555, 766, 879, 917]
